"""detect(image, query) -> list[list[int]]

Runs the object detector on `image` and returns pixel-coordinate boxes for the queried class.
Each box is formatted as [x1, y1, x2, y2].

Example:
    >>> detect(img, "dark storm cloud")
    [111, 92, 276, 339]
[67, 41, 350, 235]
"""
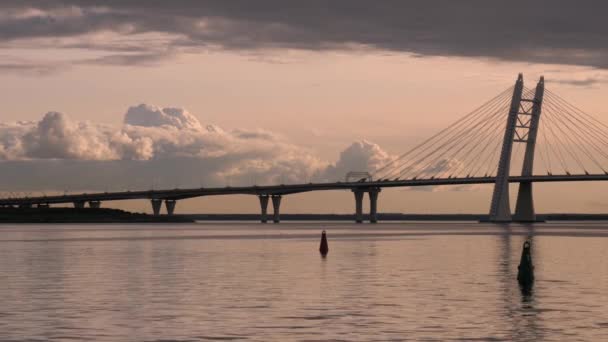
[0, 1, 607, 68]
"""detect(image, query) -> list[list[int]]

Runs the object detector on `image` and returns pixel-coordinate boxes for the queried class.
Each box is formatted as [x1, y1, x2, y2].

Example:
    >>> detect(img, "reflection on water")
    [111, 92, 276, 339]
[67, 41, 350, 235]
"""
[1, 222, 608, 341]
[497, 227, 541, 341]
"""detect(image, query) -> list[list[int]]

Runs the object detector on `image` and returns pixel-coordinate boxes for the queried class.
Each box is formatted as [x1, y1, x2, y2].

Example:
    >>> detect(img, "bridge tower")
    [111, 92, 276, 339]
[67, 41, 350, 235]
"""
[488, 74, 544, 222]
[514, 77, 545, 222]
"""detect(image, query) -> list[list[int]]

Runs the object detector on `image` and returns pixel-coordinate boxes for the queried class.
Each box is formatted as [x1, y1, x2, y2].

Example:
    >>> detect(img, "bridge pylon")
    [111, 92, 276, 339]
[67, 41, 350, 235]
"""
[488, 74, 544, 222]
[514, 77, 544, 222]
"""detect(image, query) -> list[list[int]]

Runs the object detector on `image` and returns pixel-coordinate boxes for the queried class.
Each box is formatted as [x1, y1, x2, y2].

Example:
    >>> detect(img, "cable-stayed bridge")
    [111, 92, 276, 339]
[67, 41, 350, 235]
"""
[2, 74, 608, 223]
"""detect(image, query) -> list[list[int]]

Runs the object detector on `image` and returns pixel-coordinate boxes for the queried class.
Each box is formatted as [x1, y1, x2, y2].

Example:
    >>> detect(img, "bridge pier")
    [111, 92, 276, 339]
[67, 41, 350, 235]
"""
[369, 188, 380, 223]
[514, 182, 535, 222]
[73, 201, 85, 209]
[353, 190, 364, 223]
[259, 195, 269, 223]
[151, 199, 162, 216]
[89, 200, 101, 209]
[19, 204, 32, 209]
[165, 200, 176, 216]
[271, 195, 282, 223]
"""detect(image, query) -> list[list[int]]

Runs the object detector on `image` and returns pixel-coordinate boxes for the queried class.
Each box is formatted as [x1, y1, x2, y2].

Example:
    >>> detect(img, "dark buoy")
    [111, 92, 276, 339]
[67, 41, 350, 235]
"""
[319, 230, 329, 256]
[517, 240, 534, 290]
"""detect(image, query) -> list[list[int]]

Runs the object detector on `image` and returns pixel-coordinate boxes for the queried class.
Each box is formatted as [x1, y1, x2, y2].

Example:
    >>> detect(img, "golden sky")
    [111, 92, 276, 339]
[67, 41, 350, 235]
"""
[1, 2, 608, 214]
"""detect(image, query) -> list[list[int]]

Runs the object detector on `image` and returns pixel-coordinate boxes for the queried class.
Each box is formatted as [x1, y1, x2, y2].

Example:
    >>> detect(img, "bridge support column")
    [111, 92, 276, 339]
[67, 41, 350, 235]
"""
[150, 199, 162, 216]
[514, 182, 535, 222]
[353, 190, 364, 223]
[514, 77, 544, 222]
[165, 200, 176, 216]
[369, 189, 381, 223]
[259, 195, 269, 223]
[271, 195, 282, 223]
[73, 201, 85, 209]
[489, 74, 524, 222]
[19, 203, 32, 209]
[89, 200, 101, 209]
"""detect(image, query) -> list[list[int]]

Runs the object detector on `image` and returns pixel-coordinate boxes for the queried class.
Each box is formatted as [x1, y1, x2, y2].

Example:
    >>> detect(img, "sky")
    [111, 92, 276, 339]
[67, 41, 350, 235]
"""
[1, 1, 608, 214]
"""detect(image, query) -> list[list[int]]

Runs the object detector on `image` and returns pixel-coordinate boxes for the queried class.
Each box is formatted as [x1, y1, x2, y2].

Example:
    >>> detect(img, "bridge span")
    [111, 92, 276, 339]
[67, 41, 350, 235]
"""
[1, 173, 607, 223]
[3, 74, 608, 223]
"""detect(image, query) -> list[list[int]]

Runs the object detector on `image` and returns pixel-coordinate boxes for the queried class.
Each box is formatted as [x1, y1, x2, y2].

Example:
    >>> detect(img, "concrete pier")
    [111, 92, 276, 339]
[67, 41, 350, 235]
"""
[165, 199, 176, 216]
[369, 189, 380, 223]
[73, 201, 85, 209]
[271, 195, 282, 223]
[259, 195, 269, 223]
[353, 190, 364, 223]
[514, 182, 535, 222]
[89, 200, 101, 209]
[151, 199, 162, 216]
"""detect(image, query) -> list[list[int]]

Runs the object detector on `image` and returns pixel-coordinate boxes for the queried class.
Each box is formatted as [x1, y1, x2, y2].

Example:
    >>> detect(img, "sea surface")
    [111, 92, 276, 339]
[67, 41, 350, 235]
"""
[1, 222, 608, 341]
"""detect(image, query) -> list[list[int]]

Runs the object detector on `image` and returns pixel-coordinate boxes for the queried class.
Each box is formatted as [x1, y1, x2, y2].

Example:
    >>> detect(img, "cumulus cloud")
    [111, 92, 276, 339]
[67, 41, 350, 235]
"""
[124, 104, 203, 130]
[0, 106, 486, 193]
[322, 140, 392, 181]
[22, 112, 118, 160]
[0, 1, 607, 70]
[0, 104, 395, 191]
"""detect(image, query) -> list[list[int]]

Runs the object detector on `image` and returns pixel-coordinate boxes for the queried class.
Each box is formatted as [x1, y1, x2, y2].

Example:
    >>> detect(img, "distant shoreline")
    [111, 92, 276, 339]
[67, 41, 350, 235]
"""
[2, 208, 608, 223]
[181, 213, 608, 222]
[0, 208, 193, 223]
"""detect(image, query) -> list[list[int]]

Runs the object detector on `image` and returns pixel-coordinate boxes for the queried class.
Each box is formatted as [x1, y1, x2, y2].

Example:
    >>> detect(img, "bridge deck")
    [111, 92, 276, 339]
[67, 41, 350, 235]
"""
[1, 174, 607, 206]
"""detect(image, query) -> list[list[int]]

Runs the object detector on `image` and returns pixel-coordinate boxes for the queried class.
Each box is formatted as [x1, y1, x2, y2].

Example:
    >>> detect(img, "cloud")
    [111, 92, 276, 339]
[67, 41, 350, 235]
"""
[551, 76, 608, 87]
[0, 56, 68, 75]
[22, 112, 118, 160]
[322, 140, 392, 181]
[0, 108, 487, 193]
[416, 158, 463, 178]
[0, 104, 394, 191]
[83, 51, 176, 67]
[124, 104, 203, 130]
[0, 1, 608, 69]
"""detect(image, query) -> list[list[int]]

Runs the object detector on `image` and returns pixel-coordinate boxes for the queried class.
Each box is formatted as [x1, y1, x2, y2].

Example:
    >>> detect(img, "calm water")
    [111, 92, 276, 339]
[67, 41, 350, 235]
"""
[1, 222, 608, 341]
